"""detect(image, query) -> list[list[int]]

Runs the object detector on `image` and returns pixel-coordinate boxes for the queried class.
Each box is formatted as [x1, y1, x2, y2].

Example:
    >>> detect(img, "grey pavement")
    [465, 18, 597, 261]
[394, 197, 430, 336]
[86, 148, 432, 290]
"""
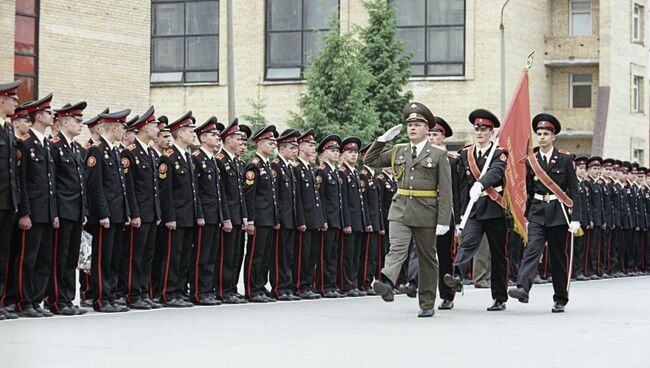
[1, 276, 649, 368]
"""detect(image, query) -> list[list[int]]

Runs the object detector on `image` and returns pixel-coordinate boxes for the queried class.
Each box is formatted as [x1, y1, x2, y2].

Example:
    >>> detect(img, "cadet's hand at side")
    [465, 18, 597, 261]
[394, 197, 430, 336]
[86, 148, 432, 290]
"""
[436, 224, 450, 235]
[568, 221, 581, 234]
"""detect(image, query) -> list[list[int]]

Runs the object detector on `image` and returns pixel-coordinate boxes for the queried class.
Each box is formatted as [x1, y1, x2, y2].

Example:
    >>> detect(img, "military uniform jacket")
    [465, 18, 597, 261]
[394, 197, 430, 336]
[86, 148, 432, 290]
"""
[614, 181, 631, 229]
[158, 146, 203, 227]
[577, 180, 591, 227]
[584, 177, 604, 226]
[243, 154, 279, 227]
[316, 162, 344, 229]
[458, 143, 507, 222]
[339, 162, 369, 232]
[623, 182, 638, 229]
[359, 165, 383, 231]
[524, 148, 582, 227]
[17, 130, 57, 223]
[375, 171, 397, 222]
[0, 120, 19, 211]
[599, 179, 614, 229]
[607, 181, 622, 228]
[363, 140, 452, 228]
[215, 150, 247, 226]
[50, 133, 87, 222]
[122, 140, 161, 223]
[192, 148, 230, 225]
[634, 184, 647, 230]
[271, 156, 303, 230]
[293, 158, 324, 230]
[84, 137, 130, 224]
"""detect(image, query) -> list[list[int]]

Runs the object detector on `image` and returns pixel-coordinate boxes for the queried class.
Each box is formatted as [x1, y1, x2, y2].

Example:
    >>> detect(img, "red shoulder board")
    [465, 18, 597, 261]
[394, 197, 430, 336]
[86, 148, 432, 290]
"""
[164, 149, 174, 157]
[192, 150, 200, 157]
[339, 165, 347, 172]
[360, 168, 368, 175]
[273, 157, 280, 164]
[18, 133, 30, 142]
[216, 153, 225, 160]
[377, 173, 385, 180]
[82, 143, 92, 150]
[93, 141, 102, 147]
[127, 143, 137, 151]
[319, 163, 325, 169]
[49, 136, 61, 144]
[251, 157, 260, 165]
[558, 149, 572, 155]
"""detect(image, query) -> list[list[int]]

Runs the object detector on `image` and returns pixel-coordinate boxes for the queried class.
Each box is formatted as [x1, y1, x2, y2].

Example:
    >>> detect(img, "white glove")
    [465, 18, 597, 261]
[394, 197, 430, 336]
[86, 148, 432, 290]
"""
[568, 221, 581, 234]
[436, 224, 450, 236]
[469, 182, 484, 202]
[378, 124, 402, 142]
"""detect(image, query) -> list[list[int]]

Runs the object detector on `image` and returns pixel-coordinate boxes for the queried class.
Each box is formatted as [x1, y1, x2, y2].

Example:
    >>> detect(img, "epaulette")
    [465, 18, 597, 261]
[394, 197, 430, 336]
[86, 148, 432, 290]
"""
[558, 149, 572, 155]
[319, 163, 325, 169]
[18, 133, 30, 142]
[164, 149, 174, 157]
[192, 150, 200, 157]
[394, 143, 408, 149]
[251, 157, 260, 165]
[339, 165, 347, 172]
[82, 143, 92, 150]
[460, 144, 472, 152]
[216, 153, 225, 160]
[93, 141, 102, 147]
[127, 143, 137, 151]
[447, 152, 459, 159]
[273, 157, 280, 164]
[49, 136, 61, 144]
[430, 144, 447, 152]
[360, 168, 368, 175]
[377, 173, 385, 180]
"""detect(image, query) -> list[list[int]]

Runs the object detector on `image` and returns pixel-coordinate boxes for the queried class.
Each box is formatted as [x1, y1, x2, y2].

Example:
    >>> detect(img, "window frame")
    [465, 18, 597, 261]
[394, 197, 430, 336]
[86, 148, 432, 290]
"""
[633, 3, 643, 43]
[14, 0, 39, 103]
[569, 73, 593, 109]
[569, 0, 592, 37]
[632, 75, 642, 112]
[150, 0, 220, 85]
[264, 0, 341, 81]
[392, 0, 466, 78]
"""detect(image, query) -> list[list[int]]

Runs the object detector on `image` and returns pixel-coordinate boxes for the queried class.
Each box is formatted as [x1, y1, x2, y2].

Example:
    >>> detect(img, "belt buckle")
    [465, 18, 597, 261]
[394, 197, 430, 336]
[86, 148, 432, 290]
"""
[543, 193, 550, 203]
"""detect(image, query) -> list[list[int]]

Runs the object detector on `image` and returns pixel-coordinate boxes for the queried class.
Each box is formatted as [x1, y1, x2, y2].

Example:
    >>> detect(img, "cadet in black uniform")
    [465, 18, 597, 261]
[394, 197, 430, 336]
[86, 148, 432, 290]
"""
[292, 129, 324, 300]
[158, 111, 204, 307]
[233, 124, 251, 298]
[338, 137, 371, 297]
[632, 167, 647, 273]
[601, 159, 619, 278]
[315, 135, 345, 298]
[584, 157, 604, 279]
[509, 114, 582, 313]
[47, 102, 88, 315]
[573, 157, 590, 281]
[191, 117, 231, 306]
[84, 108, 132, 313]
[444, 109, 509, 311]
[215, 119, 248, 304]
[121, 107, 163, 310]
[375, 166, 397, 277]
[620, 162, 637, 275]
[243, 125, 280, 303]
[610, 160, 630, 278]
[0, 81, 21, 320]
[270, 129, 303, 301]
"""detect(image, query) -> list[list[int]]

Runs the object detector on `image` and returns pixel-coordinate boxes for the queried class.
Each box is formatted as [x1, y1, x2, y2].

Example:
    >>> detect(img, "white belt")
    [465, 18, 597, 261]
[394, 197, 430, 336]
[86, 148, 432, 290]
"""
[479, 186, 503, 197]
[534, 193, 558, 203]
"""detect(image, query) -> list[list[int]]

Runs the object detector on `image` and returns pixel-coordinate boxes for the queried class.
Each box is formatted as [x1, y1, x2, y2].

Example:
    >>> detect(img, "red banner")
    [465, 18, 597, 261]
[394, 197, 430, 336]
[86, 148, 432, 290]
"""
[497, 70, 533, 244]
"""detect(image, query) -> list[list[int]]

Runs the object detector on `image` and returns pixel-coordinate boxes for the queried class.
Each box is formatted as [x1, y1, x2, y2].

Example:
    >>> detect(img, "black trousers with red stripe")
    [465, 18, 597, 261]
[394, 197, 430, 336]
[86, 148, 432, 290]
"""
[586, 227, 602, 276]
[358, 231, 380, 292]
[517, 223, 569, 305]
[608, 229, 624, 274]
[453, 217, 508, 303]
[270, 228, 295, 297]
[572, 227, 587, 277]
[149, 225, 166, 299]
[124, 222, 157, 303]
[116, 226, 130, 297]
[190, 224, 218, 301]
[294, 229, 318, 294]
[16, 223, 53, 310]
[599, 229, 613, 275]
[244, 225, 274, 298]
[87, 223, 123, 308]
[339, 231, 363, 292]
[233, 228, 246, 294]
[316, 228, 340, 293]
[216, 225, 242, 299]
[436, 229, 456, 301]
[48, 219, 82, 310]
[159, 226, 194, 302]
[0, 210, 16, 306]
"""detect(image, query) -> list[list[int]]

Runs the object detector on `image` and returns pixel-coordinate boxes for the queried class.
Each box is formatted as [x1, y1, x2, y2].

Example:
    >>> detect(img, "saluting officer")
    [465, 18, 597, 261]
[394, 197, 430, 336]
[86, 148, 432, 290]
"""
[508, 114, 582, 313]
[120, 107, 163, 310]
[292, 129, 324, 300]
[15, 93, 58, 318]
[270, 129, 303, 301]
[444, 109, 510, 312]
[0, 81, 22, 321]
[158, 111, 204, 308]
[47, 101, 88, 315]
[84, 108, 132, 313]
[315, 134, 345, 298]
[243, 125, 280, 303]
[365, 102, 453, 318]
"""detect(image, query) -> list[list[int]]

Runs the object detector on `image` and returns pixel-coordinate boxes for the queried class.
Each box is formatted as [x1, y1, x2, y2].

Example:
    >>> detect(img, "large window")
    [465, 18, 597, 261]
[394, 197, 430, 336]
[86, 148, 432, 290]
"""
[633, 3, 643, 43]
[393, 0, 465, 77]
[632, 75, 643, 112]
[265, 0, 339, 80]
[570, 0, 591, 36]
[570, 73, 592, 108]
[15, 0, 39, 103]
[151, 0, 219, 84]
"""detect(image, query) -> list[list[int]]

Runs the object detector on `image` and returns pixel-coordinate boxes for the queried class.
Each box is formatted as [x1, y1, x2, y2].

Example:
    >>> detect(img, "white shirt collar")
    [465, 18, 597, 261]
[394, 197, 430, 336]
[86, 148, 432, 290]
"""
[278, 154, 290, 166]
[410, 139, 427, 157]
[298, 156, 310, 167]
[364, 165, 375, 176]
[223, 148, 236, 160]
[539, 147, 553, 162]
[256, 152, 269, 164]
[101, 135, 115, 150]
[343, 161, 356, 172]
[174, 143, 187, 159]
[61, 132, 75, 146]
[200, 146, 214, 159]
[31, 128, 46, 145]
[476, 141, 493, 157]
[136, 137, 149, 150]
[324, 160, 336, 170]
[152, 146, 163, 157]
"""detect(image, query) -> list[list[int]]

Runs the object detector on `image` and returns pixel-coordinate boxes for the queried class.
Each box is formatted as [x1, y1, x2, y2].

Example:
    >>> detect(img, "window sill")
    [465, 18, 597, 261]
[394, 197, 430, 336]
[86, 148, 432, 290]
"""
[260, 80, 306, 86]
[409, 76, 466, 82]
[150, 82, 221, 88]
[633, 40, 645, 46]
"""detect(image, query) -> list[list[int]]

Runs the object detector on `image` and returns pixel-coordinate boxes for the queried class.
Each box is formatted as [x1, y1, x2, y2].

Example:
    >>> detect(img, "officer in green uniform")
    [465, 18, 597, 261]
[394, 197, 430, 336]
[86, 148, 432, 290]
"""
[364, 102, 453, 318]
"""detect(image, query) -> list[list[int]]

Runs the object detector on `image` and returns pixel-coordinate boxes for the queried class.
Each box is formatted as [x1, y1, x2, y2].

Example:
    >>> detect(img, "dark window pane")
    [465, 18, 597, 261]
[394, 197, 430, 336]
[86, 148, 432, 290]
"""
[304, 0, 338, 29]
[410, 64, 425, 76]
[394, 0, 425, 26]
[303, 30, 327, 63]
[427, 0, 464, 25]
[186, 1, 219, 35]
[573, 85, 592, 108]
[14, 55, 35, 75]
[16, 76, 35, 103]
[427, 63, 463, 76]
[427, 26, 463, 62]
[16, 0, 37, 15]
[268, 32, 302, 66]
[185, 71, 219, 82]
[15, 15, 36, 54]
[186, 36, 218, 69]
[268, 0, 302, 31]
[153, 3, 184, 36]
[397, 27, 425, 62]
[266, 68, 302, 79]
[152, 37, 184, 71]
